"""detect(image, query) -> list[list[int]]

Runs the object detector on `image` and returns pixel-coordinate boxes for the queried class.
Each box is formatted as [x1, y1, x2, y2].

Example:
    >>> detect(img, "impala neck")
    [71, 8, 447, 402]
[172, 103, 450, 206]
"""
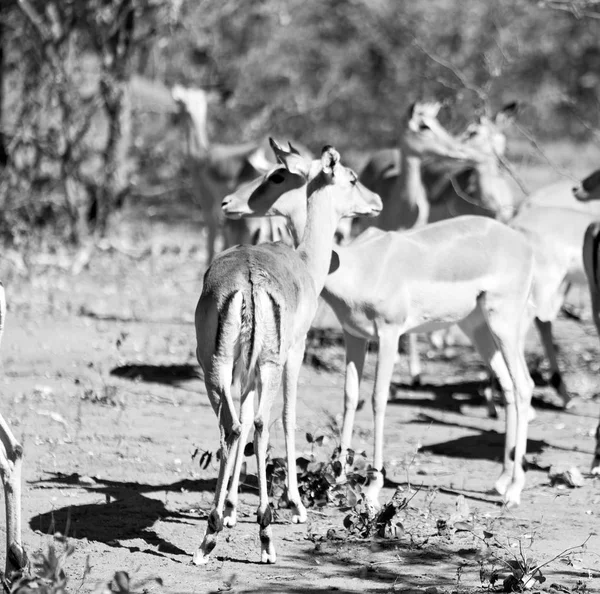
[474, 159, 501, 211]
[381, 152, 429, 231]
[185, 110, 210, 159]
[401, 154, 430, 227]
[287, 199, 308, 248]
[297, 186, 339, 293]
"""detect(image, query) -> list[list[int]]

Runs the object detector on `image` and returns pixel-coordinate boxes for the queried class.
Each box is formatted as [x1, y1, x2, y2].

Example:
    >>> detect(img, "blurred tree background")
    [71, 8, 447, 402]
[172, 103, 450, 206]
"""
[0, 0, 598, 246]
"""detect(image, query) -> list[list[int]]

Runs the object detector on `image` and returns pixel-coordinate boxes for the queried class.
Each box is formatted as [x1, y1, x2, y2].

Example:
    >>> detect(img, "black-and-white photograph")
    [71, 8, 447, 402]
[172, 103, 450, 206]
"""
[0, 1, 599, 592]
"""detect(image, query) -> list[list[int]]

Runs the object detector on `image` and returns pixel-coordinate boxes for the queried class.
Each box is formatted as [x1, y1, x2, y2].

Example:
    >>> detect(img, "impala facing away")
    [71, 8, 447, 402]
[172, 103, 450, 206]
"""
[171, 85, 293, 262]
[574, 167, 600, 474]
[223, 156, 536, 510]
[0, 284, 28, 577]
[193, 142, 382, 564]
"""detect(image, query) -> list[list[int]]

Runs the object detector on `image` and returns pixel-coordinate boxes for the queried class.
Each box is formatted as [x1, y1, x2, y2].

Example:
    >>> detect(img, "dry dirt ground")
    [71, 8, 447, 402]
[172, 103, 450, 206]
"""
[1, 213, 600, 594]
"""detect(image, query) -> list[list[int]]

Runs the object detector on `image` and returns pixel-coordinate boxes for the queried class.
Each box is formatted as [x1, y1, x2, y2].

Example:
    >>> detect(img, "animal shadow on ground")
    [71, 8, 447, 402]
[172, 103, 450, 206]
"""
[225, 538, 467, 593]
[110, 363, 202, 386]
[412, 413, 549, 463]
[389, 375, 565, 414]
[28, 472, 229, 560]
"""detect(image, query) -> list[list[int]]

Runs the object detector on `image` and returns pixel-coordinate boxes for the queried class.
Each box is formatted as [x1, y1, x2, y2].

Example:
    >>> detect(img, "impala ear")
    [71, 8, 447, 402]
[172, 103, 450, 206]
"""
[429, 101, 442, 117]
[321, 145, 340, 176]
[288, 141, 301, 155]
[171, 84, 185, 102]
[407, 101, 417, 120]
[269, 137, 310, 178]
[583, 168, 600, 192]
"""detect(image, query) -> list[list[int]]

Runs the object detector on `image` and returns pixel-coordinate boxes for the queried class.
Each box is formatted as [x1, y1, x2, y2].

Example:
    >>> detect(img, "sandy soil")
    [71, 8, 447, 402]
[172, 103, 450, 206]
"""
[1, 222, 599, 594]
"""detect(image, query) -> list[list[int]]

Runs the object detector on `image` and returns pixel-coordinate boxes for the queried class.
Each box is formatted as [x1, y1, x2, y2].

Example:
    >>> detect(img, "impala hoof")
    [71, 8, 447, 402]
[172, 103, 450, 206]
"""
[503, 487, 522, 509]
[364, 470, 384, 509]
[494, 472, 512, 497]
[8, 543, 29, 573]
[291, 503, 307, 524]
[261, 550, 277, 564]
[192, 549, 211, 565]
[591, 457, 600, 475]
[223, 504, 237, 528]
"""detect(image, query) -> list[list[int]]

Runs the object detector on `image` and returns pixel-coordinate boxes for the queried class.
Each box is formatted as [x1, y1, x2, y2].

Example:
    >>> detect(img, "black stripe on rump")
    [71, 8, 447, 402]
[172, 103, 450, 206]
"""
[215, 291, 240, 356]
[266, 292, 282, 354]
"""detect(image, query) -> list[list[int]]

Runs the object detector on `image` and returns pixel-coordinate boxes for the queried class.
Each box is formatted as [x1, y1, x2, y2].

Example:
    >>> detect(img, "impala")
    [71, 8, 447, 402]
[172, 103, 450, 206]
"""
[171, 85, 293, 262]
[193, 142, 382, 564]
[357, 101, 493, 382]
[0, 283, 28, 576]
[222, 150, 536, 511]
[378, 103, 598, 410]
[574, 167, 600, 474]
[425, 102, 518, 224]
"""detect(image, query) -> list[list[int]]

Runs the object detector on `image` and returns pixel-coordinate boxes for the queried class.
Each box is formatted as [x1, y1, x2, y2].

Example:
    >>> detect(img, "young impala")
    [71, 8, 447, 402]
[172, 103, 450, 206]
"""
[222, 147, 536, 512]
[193, 142, 382, 564]
[573, 167, 600, 474]
[0, 283, 28, 577]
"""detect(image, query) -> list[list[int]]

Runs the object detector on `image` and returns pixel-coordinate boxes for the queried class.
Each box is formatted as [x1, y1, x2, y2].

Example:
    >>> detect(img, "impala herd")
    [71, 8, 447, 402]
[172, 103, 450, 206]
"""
[1, 87, 600, 573]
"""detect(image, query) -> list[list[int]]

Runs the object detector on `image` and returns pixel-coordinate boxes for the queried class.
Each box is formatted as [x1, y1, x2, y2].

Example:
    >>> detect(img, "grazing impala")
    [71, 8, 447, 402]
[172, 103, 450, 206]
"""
[193, 142, 382, 564]
[222, 149, 536, 511]
[0, 284, 28, 577]
[573, 167, 600, 474]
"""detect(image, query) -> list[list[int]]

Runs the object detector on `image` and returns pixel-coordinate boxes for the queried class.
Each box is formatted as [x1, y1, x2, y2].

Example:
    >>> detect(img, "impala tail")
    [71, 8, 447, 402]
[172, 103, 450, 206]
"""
[210, 286, 283, 400]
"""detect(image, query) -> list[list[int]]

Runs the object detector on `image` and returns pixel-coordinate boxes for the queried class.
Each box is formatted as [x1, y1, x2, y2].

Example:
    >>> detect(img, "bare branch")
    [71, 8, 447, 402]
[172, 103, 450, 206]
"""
[539, 0, 600, 19]
[412, 38, 488, 108]
[513, 121, 579, 181]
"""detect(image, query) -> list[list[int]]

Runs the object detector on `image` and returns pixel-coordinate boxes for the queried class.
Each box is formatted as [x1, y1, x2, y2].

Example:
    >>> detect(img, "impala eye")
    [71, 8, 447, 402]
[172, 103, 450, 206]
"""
[419, 123, 430, 131]
[270, 173, 285, 184]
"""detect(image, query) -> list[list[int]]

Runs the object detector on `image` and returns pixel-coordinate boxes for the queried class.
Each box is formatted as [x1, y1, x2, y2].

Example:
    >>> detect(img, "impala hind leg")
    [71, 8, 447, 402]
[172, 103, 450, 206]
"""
[366, 325, 402, 508]
[460, 304, 533, 506]
[223, 390, 255, 528]
[592, 418, 600, 475]
[534, 317, 571, 408]
[406, 333, 422, 386]
[582, 222, 600, 474]
[194, 380, 242, 565]
[533, 276, 573, 408]
[0, 416, 27, 576]
[339, 331, 368, 477]
[255, 363, 283, 564]
[484, 308, 533, 507]
[459, 314, 502, 420]
[282, 341, 308, 524]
